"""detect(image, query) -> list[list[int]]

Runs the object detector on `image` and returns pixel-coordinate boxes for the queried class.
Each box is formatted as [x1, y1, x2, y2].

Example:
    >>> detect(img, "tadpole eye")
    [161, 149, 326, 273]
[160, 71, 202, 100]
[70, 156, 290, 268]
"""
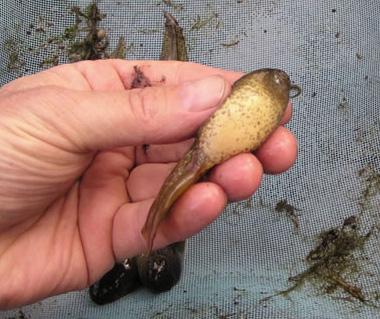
[272, 70, 290, 87]
[274, 73, 282, 85]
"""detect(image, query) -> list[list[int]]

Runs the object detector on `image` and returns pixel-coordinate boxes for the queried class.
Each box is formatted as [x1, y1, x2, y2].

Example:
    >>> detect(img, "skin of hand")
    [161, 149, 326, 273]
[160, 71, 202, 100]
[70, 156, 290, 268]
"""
[0, 59, 297, 309]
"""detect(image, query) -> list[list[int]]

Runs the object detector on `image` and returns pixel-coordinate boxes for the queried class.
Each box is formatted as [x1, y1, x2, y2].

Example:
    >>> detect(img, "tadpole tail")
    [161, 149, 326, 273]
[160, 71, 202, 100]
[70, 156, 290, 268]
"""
[141, 147, 208, 252]
[142, 12, 192, 253]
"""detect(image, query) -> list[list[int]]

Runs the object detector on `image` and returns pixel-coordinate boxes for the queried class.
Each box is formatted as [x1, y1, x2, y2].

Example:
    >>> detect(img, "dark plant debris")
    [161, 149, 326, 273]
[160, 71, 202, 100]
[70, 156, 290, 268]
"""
[275, 199, 301, 230]
[66, 4, 110, 61]
[262, 216, 378, 306]
[110, 36, 127, 59]
[358, 166, 380, 213]
[190, 12, 221, 30]
[161, 0, 184, 11]
[354, 120, 380, 158]
[39, 54, 59, 67]
[5, 310, 30, 319]
[35, 16, 53, 33]
[221, 39, 240, 48]
[338, 96, 348, 110]
[138, 28, 160, 34]
[39, 2, 127, 67]
[131, 66, 152, 89]
[231, 196, 253, 215]
[4, 39, 25, 71]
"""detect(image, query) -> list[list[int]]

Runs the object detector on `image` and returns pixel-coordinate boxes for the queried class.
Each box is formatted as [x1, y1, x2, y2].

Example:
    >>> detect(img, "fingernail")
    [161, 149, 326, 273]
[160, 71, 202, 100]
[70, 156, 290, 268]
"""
[180, 75, 228, 112]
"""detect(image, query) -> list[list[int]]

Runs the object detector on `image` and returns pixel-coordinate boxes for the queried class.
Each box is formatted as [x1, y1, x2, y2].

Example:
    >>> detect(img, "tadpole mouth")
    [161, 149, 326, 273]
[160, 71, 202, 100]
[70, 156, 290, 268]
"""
[290, 84, 302, 98]
[271, 69, 301, 98]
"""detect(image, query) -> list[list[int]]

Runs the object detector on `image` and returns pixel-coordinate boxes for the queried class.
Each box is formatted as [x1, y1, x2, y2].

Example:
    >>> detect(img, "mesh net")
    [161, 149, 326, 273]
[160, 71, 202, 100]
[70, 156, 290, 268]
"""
[1, 0, 379, 318]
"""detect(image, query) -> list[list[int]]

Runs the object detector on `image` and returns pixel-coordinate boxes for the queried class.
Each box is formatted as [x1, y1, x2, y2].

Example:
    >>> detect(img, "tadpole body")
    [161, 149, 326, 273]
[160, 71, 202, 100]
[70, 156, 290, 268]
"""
[142, 68, 292, 251]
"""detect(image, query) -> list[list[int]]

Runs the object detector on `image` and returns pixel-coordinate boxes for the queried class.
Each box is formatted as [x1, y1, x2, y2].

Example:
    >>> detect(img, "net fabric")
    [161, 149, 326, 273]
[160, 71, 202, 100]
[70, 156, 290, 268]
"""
[1, 0, 379, 318]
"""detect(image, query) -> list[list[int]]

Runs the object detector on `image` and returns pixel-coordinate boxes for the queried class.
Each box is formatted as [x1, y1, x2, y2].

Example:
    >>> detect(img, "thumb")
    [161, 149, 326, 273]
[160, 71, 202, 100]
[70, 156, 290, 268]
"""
[63, 75, 231, 151]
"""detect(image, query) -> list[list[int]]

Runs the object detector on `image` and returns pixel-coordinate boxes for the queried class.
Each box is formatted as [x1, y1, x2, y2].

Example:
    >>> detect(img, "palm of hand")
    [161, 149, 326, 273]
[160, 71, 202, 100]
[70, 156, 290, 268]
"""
[0, 62, 195, 307]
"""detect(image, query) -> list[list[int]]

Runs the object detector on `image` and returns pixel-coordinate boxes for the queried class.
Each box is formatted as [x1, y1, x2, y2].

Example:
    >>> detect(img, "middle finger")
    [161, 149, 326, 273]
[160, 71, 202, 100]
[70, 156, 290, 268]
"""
[127, 153, 263, 203]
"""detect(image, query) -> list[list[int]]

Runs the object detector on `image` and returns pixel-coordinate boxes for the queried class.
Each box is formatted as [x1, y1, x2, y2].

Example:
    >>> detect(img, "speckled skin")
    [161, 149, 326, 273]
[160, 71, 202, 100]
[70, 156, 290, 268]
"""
[197, 69, 290, 164]
[142, 68, 292, 251]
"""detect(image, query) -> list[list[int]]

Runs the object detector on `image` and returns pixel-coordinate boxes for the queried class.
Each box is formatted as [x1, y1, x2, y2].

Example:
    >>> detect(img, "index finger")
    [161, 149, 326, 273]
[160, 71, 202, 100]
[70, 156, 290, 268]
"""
[101, 60, 293, 124]
[108, 59, 244, 88]
[84, 59, 293, 124]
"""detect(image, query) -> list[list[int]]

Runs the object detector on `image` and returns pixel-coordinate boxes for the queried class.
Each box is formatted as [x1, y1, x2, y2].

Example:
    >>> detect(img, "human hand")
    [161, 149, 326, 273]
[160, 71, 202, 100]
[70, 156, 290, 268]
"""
[0, 60, 297, 309]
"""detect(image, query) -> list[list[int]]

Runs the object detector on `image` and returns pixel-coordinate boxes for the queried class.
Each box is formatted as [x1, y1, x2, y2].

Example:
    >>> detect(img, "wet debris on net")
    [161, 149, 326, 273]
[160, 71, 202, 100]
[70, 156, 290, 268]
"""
[261, 215, 378, 307]
[38, 2, 127, 67]
[358, 165, 380, 213]
[275, 199, 301, 230]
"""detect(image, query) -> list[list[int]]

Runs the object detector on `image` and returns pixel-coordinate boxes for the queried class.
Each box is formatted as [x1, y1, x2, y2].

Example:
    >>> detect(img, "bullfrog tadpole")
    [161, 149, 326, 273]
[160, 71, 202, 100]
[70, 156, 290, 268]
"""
[142, 68, 294, 251]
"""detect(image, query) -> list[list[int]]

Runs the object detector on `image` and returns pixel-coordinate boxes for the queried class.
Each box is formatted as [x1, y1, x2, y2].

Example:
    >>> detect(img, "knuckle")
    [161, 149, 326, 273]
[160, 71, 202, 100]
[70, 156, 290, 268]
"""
[74, 59, 98, 70]
[128, 87, 162, 127]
